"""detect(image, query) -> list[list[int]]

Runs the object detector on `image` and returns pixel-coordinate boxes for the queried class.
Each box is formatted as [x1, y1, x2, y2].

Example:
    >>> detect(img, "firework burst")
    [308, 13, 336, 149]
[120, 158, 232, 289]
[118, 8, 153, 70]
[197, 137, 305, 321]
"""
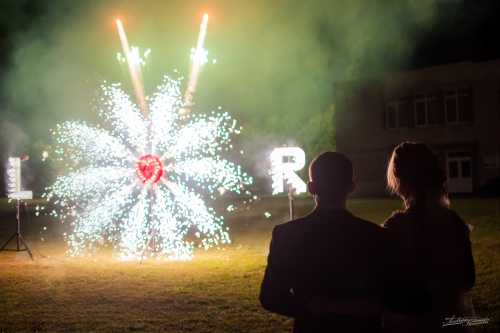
[45, 75, 252, 261]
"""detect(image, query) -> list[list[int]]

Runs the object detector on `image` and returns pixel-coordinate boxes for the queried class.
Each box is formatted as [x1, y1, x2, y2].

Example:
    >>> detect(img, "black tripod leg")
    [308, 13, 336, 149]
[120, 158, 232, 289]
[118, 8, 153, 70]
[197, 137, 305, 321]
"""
[0, 232, 18, 252]
[18, 234, 34, 261]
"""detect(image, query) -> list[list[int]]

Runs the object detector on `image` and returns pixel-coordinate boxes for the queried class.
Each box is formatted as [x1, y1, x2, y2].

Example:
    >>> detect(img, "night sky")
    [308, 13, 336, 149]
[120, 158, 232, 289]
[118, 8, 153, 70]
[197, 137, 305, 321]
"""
[0, 0, 498, 177]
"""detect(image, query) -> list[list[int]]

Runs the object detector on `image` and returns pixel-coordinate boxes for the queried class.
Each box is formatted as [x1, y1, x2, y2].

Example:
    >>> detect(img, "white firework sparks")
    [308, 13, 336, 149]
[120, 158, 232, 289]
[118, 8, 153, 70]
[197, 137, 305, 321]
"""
[45, 76, 253, 261]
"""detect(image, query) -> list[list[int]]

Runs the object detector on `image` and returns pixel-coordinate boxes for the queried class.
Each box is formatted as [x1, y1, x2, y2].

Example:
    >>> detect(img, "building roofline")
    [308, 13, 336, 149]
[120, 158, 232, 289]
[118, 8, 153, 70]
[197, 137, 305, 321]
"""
[333, 59, 500, 86]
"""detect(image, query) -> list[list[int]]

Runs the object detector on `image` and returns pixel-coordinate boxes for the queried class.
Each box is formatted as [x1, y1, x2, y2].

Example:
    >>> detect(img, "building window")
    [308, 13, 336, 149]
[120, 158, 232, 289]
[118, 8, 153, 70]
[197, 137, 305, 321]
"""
[414, 92, 438, 127]
[386, 97, 407, 129]
[445, 88, 472, 123]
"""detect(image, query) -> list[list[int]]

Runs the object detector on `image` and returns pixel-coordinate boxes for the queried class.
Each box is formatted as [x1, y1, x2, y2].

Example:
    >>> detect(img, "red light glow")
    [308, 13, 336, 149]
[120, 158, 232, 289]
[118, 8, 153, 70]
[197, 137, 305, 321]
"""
[135, 155, 163, 184]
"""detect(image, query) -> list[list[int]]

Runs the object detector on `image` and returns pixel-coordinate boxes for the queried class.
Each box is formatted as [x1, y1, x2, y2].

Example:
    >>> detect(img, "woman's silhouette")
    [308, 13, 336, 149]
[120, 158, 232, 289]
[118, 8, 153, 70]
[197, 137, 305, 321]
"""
[382, 142, 475, 332]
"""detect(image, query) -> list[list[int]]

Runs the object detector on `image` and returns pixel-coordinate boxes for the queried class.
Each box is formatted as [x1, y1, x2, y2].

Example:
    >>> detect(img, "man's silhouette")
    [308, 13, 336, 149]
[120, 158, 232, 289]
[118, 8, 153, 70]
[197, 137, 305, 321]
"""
[259, 152, 397, 333]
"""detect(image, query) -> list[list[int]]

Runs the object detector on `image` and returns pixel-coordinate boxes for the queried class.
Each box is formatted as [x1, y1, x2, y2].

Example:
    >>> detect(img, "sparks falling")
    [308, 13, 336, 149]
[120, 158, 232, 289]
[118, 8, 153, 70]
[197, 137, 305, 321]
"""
[44, 17, 253, 261]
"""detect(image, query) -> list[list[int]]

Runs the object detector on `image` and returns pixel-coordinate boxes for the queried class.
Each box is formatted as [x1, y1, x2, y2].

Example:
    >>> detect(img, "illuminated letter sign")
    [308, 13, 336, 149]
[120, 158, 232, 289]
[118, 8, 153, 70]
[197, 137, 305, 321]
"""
[270, 147, 307, 195]
[7, 157, 33, 200]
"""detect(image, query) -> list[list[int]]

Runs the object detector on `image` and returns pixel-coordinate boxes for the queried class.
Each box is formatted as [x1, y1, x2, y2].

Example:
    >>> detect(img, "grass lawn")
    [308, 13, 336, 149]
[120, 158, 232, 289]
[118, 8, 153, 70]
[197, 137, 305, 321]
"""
[0, 196, 498, 332]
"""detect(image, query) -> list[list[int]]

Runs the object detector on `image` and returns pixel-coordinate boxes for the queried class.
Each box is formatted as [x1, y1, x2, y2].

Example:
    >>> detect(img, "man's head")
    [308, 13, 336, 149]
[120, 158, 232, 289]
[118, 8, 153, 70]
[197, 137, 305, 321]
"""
[308, 152, 355, 203]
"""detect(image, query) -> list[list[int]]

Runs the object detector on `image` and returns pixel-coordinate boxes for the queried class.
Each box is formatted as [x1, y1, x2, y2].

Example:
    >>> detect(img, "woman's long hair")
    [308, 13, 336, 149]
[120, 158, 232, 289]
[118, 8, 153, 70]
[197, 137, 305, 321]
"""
[386, 142, 448, 209]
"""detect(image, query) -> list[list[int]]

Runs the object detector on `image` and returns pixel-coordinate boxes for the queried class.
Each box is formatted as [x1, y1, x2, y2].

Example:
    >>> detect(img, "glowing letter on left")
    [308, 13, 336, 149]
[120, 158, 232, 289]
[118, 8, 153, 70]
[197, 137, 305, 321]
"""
[7, 157, 32, 200]
[270, 147, 307, 195]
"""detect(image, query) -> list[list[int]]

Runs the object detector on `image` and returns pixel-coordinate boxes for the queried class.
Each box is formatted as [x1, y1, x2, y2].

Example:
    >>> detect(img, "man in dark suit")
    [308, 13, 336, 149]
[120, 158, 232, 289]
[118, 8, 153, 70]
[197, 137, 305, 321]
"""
[259, 152, 398, 333]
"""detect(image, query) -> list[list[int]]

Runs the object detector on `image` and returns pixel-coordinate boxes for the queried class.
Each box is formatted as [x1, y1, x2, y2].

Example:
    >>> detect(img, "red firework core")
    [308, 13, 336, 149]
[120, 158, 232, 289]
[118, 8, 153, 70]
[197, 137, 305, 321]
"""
[135, 155, 163, 184]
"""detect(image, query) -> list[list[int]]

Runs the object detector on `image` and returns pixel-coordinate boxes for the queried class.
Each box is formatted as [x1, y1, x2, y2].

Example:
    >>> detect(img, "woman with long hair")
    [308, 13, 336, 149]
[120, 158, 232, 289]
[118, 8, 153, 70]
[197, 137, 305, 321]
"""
[382, 142, 475, 332]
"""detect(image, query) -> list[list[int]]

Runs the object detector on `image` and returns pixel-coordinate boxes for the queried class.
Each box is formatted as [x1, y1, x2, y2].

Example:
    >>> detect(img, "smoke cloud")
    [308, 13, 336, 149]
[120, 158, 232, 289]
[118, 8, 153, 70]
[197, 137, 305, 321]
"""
[0, 0, 495, 190]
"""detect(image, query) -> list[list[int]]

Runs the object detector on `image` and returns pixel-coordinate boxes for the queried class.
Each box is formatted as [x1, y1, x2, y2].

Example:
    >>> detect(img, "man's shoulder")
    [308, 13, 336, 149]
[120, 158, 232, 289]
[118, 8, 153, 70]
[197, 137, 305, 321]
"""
[352, 214, 387, 231]
[320, 208, 386, 233]
[343, 213, 389, 241]
[272, 214, 311, 233]
[273, 209, 386, 235]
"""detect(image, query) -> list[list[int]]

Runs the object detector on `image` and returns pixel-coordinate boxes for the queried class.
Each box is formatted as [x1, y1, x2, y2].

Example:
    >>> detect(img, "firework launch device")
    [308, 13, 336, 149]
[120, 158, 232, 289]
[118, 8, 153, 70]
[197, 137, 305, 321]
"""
[0, 157, 34, 261]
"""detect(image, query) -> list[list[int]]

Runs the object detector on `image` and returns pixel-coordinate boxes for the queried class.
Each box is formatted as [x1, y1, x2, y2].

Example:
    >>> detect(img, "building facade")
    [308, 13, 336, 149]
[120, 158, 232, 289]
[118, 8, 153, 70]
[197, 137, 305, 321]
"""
[334, 60, 499, 195]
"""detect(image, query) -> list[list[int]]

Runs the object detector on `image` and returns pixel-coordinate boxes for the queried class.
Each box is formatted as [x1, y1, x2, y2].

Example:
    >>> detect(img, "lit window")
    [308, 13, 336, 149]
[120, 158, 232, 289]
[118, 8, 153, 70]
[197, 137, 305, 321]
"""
[386, 97, 407, 129]
[414, 92, 438, 127]
[445, 89, 472, 124]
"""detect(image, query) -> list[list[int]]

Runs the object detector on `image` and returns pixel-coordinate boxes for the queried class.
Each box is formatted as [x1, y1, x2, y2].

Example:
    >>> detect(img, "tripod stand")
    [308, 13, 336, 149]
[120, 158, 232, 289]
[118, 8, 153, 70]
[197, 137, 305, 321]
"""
[140, 224, 158, 263]
[0, 199, 34, 261]
[140, 195, 159, 263]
